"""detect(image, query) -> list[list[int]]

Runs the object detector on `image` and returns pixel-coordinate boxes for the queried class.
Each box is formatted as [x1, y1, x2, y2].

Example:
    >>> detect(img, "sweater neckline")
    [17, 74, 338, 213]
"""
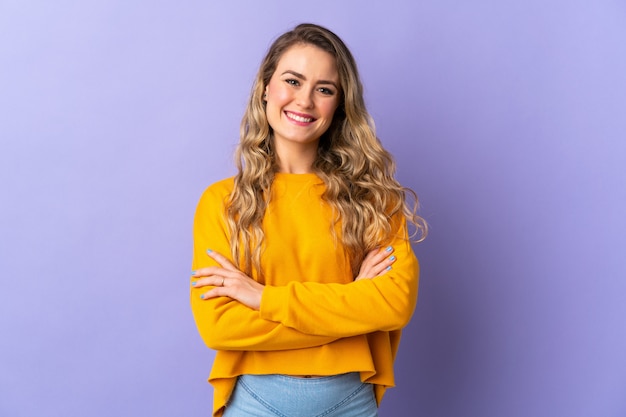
[274, 172, 322, 184]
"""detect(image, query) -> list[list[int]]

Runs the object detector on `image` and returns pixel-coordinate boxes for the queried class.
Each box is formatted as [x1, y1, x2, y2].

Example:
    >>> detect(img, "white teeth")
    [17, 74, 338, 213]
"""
[286, 112, 313, 123]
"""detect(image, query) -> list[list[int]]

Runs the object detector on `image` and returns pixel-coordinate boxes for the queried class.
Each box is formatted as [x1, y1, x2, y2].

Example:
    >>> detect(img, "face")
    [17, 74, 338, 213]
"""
[265, 44, 340, 153]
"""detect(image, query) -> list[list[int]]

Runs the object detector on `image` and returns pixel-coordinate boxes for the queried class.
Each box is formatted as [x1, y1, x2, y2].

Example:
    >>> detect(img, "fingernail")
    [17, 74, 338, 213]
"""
[389, 256, 396, 261]
[200, 294, 205, 299]
[191, 281, 197, 286]
[386, 266, 392, 271]
[191, 270, 196, 276]
[206, 249, 213, 254]
[386, 246, 393, 252]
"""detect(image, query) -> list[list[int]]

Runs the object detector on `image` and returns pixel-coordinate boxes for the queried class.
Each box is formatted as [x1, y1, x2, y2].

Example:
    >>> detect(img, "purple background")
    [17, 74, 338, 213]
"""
[1, 1, 625, 416]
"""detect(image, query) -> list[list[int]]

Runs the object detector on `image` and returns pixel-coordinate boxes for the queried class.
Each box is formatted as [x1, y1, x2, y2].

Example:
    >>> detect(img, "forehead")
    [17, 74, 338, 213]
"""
[274, 44, 339, 82]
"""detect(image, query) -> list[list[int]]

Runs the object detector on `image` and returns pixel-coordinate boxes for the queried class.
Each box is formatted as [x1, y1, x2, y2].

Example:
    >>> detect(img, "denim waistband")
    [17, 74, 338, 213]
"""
[224, 373, 378, 417]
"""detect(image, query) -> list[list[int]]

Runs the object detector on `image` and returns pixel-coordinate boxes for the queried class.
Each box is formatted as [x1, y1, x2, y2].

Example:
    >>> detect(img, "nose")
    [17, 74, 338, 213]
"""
[295, 88, 314, 109]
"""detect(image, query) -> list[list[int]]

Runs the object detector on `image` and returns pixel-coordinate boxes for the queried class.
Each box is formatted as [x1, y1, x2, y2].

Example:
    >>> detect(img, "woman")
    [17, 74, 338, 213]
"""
[191, 23, 426, 417]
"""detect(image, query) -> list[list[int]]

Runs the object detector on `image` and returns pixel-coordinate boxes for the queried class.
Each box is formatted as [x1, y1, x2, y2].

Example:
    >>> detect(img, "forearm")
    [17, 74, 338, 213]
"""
[191, 288, 338, 350]
[259, 237, 419, 337]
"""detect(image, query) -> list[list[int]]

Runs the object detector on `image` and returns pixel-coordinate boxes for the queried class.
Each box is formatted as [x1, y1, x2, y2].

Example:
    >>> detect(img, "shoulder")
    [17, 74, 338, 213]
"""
[196, 177, 235, 210]
[204, 176, 234, 193]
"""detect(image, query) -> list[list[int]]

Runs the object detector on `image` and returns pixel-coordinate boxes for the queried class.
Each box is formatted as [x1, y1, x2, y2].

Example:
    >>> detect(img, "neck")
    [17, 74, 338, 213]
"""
[274, 141, 318, 174]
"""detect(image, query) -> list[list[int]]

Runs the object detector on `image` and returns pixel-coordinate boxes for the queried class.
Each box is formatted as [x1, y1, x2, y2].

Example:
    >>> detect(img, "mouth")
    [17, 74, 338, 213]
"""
[285, 111, 316, 124]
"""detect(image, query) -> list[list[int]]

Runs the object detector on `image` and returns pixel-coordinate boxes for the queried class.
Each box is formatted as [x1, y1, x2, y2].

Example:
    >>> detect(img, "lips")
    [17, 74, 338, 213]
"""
[285, 111, 316, 123]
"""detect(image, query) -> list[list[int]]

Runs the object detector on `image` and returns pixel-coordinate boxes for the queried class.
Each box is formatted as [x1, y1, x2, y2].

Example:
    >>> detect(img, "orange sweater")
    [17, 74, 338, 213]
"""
[190, 173, 419, 417]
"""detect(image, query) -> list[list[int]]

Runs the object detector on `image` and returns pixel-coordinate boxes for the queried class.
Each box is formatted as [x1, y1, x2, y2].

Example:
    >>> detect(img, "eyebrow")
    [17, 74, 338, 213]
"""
[281, 70, 340, 90]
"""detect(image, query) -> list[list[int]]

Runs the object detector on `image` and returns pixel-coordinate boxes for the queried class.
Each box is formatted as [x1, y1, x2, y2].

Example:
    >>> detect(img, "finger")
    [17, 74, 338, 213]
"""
[372, 254, 396, 277]
[192, 265, 227, 278]
[191, 270, 234, 288]
[198, 286, 230, 301]
[377, 245, 394, 259]
[191, 276, 220, 289]
[206, 249, 238, 271]
[365, 261, 390, 278]
[360, 248, 384, 272]
[362, 248, 381, 263]
[356, 247, 396, 280]
[367, 246, 394, 266]
[193, 259, 243, 278]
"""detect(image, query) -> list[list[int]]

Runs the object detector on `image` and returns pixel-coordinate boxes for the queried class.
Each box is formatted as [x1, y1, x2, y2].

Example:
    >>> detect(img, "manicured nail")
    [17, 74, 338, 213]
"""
[191, 270, 196, 276]
[191, 281, 197, 286]
[386, 266, 392, 271]
[206, 249, 213, 254]
[200, 294, 205, 299]
[389, 256, 396, 261]
[386, 246, 393, 252]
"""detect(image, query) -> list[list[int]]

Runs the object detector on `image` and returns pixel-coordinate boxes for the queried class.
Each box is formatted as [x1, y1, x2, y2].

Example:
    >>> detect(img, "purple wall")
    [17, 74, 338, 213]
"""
[1, 1, 624, 416]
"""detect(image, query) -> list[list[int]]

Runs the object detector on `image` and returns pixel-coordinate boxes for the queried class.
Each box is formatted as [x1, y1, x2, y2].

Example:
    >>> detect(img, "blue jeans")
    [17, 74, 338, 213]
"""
[222, 373, 378, 417]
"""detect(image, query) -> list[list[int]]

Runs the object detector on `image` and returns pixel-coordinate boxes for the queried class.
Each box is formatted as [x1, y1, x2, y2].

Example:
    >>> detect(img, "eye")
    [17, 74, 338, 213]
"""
[285, 79, 299, 86]
[318, 87, 335, 96]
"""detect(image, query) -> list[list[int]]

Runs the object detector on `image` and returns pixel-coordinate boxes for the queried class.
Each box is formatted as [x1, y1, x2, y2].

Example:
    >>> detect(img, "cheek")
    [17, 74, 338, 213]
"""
[272, 90, 292, 106]
[267, 81, 290, 104]
[320, 101, 339, 120]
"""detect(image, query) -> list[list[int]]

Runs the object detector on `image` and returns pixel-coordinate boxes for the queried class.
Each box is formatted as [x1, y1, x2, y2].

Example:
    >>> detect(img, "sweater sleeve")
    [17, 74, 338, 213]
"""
[190, 182, 338, 351]
[259, 217, 419, 338]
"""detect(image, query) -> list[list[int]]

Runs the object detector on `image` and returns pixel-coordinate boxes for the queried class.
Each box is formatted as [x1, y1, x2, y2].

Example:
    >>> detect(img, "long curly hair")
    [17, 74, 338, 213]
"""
[226, 23, 427, 278]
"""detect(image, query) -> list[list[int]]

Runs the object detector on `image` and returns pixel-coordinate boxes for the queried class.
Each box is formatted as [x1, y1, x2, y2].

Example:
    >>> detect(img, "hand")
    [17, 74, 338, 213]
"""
[191, 250, 265, 311]
[355, 246, 396, 281]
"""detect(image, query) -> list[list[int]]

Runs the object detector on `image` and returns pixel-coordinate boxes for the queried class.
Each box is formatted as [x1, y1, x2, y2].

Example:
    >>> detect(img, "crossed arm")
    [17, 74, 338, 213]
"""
[192, 246, 397, 311]
[190, 184, 418, 350]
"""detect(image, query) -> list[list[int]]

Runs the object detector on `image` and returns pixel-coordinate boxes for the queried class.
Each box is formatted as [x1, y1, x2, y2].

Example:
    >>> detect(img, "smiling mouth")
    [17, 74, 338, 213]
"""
[285, 111, 315, 123]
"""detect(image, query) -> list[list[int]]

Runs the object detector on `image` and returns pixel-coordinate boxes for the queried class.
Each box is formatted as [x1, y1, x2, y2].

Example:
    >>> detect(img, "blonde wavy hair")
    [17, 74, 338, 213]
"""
[226, 23, 427, 278]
